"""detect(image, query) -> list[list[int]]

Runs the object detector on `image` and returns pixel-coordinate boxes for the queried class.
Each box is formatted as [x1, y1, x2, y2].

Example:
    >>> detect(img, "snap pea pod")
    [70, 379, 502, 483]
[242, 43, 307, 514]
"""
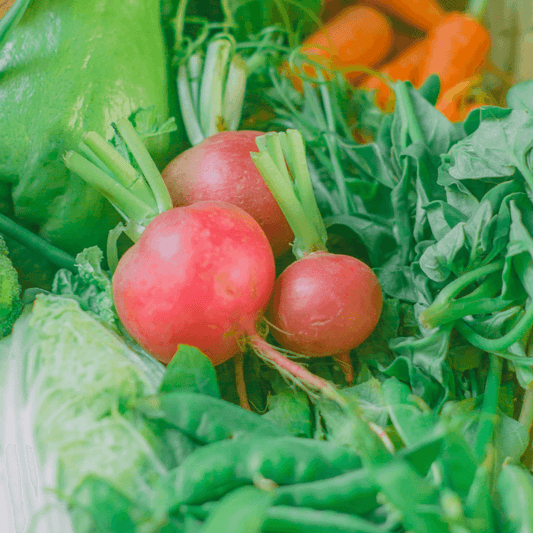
[135, 391, 289, 443]
[155, 436, 361, 510]
[262, 506, 388, 533]
[273, 466, 379, 515]
[497, 463, 533, 532]
[200, 486, 273, 533]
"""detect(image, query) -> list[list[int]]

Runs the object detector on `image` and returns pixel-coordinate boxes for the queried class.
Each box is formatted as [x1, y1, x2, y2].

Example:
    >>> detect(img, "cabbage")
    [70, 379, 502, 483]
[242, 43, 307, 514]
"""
[0, 294, 168, 532]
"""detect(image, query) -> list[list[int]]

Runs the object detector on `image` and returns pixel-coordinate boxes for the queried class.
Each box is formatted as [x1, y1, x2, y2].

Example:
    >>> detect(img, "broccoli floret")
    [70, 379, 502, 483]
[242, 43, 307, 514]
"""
[0, 234, 23, 338]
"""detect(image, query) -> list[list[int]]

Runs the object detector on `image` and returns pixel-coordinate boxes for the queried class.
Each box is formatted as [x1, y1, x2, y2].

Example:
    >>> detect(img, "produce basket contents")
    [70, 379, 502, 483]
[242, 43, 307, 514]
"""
[2, 0, 533, 531]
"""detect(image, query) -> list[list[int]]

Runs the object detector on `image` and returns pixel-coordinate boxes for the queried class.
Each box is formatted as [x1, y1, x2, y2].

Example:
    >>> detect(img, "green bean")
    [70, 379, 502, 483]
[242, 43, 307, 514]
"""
[262, 506, 387, 533]
[200, 486, 272, 533]
[497, 463, 533, 532]
[154, 436, 361, 510]
[273, 467, 379, 515]
[135, 391, 289, 444]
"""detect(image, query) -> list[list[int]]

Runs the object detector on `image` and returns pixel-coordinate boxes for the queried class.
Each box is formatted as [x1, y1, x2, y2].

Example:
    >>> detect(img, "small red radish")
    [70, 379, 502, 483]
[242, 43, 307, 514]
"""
[267, 251, 382, 381]
[65, 118, 345, 408]
[251, 130, 383, 383]
[161, 131, 294, 258]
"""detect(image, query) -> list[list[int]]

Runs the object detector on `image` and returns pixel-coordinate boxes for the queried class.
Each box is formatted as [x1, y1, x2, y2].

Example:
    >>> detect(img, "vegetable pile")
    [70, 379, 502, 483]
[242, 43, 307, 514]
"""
[2, 0, 533, 532]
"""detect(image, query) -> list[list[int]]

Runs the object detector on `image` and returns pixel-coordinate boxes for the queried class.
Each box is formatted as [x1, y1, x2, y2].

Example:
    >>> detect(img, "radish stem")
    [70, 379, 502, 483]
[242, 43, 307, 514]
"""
[249, 334, 346, 407]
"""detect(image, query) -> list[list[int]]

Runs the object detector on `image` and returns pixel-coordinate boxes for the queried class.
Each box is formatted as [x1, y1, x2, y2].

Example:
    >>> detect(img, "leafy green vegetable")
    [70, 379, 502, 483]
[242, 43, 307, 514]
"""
[0, 235, 22, 338]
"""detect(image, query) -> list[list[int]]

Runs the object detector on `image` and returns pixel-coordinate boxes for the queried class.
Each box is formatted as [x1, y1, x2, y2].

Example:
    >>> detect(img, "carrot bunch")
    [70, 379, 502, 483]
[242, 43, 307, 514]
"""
[304, 0, 494, 124]
[287, 4, 394, 91]
[359, 1, 492, 122]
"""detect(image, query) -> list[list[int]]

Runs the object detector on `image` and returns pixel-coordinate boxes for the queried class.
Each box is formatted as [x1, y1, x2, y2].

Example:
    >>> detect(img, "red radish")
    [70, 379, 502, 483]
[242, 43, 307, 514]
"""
[161, 131, 294, 258]
[112, 201, 276, 365]
[251, 130, 383, 383]
[267, 251, 382, 361]
[64, 118, 346, 407]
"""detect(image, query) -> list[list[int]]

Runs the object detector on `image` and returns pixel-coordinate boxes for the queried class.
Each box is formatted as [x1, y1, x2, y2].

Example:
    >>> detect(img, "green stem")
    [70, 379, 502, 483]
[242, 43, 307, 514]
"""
[474, 353, 501, 460]
[82, 132, 156, 209]
[63, 151, 155, 229]
[456, 301, 533, 352]
[466, 0, 491, 19]
[394, 82, 425, 145]
[422, 298, 517, 329]
[199, 38, 233, 137]
[177, 61, 205, 146]
[252, 131, 327, 258]
[223, 54, 247, 131]
[173, 0, 191, 46]
[518, 387, 533, 432]
[219, 0, 236, 32]
[280, 130, 328, 245]
[419, 259, 505, 328]
[303, 80, 350, 215]
[0, 213, 76, 271]
[114, 118, 173, 214]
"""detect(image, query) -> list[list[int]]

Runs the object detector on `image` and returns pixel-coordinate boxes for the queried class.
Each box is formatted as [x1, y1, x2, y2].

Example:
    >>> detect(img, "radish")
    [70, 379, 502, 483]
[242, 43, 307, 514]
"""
[251, 130, 383, 383]
[161, 130, 294, 258]
[64, 118, 347, 408]
[164, 35, 293, 258]
[111, 200, 276, 365]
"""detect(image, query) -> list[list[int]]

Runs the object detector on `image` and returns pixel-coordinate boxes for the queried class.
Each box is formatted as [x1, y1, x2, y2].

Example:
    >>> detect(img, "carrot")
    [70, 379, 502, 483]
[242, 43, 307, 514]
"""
[288, 5, 393, 89]
[418, 12, 491, 98]
[361, 0, 446, 32]
[359, 38, 428, 110]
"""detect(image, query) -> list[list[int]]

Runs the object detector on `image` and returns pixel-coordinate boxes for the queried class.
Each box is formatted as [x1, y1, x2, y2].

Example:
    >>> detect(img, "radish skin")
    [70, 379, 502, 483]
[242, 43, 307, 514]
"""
[113, 201, 276, 365]
[161, 131, 294, 258]
[267, 251, 383, 359]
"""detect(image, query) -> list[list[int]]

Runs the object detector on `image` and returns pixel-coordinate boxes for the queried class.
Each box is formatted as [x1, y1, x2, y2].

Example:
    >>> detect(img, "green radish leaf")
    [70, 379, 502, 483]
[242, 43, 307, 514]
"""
[159, 345, 221, 398]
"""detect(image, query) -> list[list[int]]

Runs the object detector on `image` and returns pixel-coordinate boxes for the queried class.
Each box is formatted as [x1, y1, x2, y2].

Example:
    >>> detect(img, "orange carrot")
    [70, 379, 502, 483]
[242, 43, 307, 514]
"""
[359, 38, 428, 110]
[289, 5, 393, 89]
[418, 12, 491, 98]
[361, 0, 446, 32]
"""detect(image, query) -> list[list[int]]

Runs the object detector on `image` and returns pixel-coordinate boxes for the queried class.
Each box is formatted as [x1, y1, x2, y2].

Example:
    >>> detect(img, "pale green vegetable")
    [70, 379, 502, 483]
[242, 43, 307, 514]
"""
[0, 294, 167, 531]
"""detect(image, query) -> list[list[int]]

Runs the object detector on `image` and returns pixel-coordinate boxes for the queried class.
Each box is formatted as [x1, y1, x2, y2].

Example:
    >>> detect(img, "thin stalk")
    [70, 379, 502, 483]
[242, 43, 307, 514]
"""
[114, 118, 173, 214]
[421, 297, 517, 329]
[394, 82, 425, 145]
[0, 213, 77, 271]
[249, 334, 346, 407]
[177, 62, 205, 146]
[456, 302, 533, 352]
[173, 0, 191, 46]
[317, 78, 350, 215]
[223, 54, 247, 131]
[63, 151, 155, 226]
[419, 259, 505, 328]
[474, 354, 501, 460]
[251, 133, 326, 258]
[518, 387, 533, 432]
[219, 0, 236, 32]
[82, 132, 156, 209]
[280, 130, 328, 245]
[188, 53, 203, 113]
[466, 0, 492, 20]
[199, 38, 233, 137]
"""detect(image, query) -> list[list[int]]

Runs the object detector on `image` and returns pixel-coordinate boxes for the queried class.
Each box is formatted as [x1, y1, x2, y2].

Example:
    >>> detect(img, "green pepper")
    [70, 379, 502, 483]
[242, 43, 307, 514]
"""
[0, 0, 175, 254]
